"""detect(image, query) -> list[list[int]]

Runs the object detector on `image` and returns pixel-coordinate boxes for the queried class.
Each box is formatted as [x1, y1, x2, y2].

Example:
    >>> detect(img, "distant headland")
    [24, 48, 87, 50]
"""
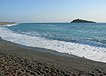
[71, 19, 96, 23]
[0, 22, 16, 25]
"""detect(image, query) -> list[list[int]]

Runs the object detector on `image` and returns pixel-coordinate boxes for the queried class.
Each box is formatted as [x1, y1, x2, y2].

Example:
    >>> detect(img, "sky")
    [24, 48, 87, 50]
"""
[0, 0, 106, 23]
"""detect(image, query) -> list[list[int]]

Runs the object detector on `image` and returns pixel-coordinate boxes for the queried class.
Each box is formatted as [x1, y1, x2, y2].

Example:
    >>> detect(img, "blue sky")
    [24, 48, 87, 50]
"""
[0, 0, 106, 23]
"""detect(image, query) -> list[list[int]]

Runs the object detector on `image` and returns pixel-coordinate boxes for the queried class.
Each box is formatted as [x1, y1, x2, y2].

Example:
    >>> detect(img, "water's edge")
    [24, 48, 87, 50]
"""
[0, 36, 78, 58]
[0, 24, 106, 63]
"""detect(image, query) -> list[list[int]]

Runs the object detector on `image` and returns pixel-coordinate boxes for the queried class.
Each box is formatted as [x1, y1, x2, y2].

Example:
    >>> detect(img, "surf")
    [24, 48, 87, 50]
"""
[0, 25, 106, 63]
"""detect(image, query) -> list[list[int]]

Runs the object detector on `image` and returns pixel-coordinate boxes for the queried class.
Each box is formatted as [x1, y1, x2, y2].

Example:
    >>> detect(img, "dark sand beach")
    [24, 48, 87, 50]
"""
[0, 38, 106, 76]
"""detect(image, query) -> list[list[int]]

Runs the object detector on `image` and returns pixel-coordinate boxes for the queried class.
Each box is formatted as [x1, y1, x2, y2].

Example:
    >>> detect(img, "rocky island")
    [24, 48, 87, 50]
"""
[71, 19, 96, 23]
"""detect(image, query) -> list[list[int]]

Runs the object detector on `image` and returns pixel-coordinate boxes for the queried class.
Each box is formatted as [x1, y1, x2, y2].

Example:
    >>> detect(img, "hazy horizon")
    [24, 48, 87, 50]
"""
[0, 0, 106, 23]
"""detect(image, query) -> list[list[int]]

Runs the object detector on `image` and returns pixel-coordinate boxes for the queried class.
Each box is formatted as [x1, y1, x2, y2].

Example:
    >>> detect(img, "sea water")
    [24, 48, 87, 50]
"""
[0, 23, 106, 62]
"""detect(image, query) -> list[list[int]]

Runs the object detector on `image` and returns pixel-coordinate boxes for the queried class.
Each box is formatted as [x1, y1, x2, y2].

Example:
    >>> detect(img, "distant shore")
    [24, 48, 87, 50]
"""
[0, 22, 16, 25]
[0, 37, 106, 75]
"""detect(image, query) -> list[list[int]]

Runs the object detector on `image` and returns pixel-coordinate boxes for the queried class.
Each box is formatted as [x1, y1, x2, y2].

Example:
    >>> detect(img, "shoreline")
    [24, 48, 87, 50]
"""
[1, 36, 105, 63]
[0, 24, 106, 63]
[0, 37, 106, 75]
[0, 22, 16, 25]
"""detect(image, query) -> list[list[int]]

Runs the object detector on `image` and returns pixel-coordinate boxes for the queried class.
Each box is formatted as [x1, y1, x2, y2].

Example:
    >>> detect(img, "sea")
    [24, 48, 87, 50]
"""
[0, 23, 106, 63]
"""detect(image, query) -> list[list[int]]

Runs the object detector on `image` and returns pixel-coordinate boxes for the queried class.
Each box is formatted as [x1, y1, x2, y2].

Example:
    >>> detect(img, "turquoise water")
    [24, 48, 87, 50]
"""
[8, 23, 106, 45]
[0, 23, 106, 62]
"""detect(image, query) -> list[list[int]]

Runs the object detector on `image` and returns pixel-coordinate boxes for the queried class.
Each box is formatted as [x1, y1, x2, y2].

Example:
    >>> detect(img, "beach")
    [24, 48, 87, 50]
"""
[0, 37, 106, 76]
[1, 0, 106, 75]
[1, 23, 106, 63]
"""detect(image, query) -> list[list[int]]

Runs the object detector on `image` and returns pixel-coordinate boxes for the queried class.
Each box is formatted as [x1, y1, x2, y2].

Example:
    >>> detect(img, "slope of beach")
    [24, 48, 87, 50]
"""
[0, 38, 106, 76]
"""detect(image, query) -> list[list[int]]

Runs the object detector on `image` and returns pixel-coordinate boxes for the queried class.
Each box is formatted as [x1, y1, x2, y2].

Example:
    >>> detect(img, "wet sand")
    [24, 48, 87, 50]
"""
[0, 38, 106, 76]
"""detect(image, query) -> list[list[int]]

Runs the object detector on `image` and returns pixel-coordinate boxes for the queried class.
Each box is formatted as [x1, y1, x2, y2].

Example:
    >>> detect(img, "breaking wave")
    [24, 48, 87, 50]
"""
[0, 25, 106, 63]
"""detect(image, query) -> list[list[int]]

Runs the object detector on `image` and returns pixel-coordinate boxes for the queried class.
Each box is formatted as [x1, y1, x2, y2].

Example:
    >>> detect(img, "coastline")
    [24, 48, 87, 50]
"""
[1, 23, 106, 63]
[0, 22, 17, 25]
[0, 37, 106, 75]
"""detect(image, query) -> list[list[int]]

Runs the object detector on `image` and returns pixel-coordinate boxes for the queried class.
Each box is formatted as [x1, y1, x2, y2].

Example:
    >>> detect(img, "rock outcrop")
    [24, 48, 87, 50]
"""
[71, 19, 96, 23]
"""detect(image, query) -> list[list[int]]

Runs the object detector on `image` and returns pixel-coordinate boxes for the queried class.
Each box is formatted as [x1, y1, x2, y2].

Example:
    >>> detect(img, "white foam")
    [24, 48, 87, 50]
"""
[0, 26, 106, 63]
[4, 24, 18, 27]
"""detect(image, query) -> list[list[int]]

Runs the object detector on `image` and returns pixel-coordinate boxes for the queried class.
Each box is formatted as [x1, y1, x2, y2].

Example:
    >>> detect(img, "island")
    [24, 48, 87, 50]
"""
[71, 19, 96, 23]
[0, 22, 16, 25]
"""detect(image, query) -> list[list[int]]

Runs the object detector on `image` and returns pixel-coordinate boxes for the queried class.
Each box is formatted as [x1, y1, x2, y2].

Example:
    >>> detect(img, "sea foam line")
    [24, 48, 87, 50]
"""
[3, 23, 18, 27]
[0, 26, 106, 63]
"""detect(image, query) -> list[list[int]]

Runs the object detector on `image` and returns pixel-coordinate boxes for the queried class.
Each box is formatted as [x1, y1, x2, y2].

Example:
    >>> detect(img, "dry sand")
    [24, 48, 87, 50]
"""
[0, 38, 106, 76]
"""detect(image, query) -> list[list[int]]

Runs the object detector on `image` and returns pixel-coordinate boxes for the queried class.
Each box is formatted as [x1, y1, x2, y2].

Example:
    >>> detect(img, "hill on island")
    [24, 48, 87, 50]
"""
[71, 19, 96, 23]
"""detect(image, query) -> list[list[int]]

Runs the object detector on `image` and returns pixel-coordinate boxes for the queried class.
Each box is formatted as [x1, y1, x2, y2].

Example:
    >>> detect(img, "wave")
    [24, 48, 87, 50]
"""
[0, 26, 106, 63]
[17, 31, 106, 48]
[4, 23, 18, 27]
